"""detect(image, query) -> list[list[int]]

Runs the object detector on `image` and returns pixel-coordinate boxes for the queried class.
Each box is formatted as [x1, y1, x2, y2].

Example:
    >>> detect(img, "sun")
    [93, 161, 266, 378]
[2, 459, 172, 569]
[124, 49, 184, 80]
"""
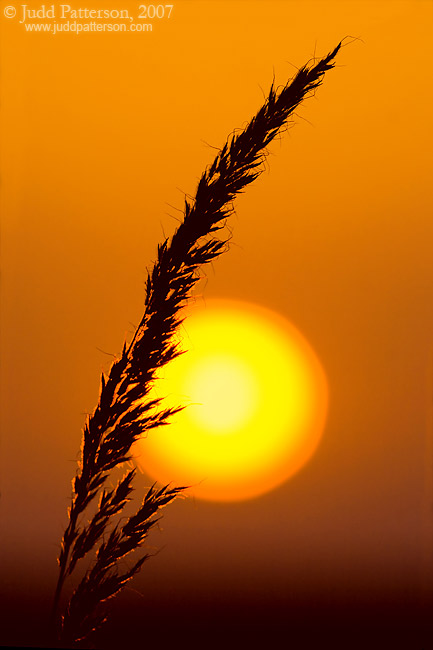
[183, 352, 259, 433]
[135, 299, 328, 502]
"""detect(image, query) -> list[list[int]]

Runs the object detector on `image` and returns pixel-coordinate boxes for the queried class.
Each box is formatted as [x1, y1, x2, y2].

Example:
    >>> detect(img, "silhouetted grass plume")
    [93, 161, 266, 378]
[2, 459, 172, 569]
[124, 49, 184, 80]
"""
[52, 42, 342, 646]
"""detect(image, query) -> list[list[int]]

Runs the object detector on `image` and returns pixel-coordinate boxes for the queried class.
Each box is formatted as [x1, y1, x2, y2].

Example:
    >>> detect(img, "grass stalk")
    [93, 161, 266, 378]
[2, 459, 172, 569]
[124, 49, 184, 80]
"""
[52, 42, 342, 645]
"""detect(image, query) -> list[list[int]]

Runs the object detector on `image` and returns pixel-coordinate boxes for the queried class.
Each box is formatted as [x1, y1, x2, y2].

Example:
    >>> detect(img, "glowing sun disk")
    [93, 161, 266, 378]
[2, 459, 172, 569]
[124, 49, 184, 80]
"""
[135, 300, 328, 502]
[186, 353, 259, 433]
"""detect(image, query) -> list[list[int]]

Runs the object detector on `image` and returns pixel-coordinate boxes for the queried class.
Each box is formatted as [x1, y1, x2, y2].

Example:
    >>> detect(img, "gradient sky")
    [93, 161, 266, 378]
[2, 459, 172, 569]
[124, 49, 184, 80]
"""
[1, 1, 432, 647]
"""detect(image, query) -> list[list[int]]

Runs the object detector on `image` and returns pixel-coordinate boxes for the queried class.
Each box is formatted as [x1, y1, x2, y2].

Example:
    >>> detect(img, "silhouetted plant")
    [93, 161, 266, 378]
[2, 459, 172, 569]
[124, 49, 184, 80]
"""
[52, 42, 342, 646]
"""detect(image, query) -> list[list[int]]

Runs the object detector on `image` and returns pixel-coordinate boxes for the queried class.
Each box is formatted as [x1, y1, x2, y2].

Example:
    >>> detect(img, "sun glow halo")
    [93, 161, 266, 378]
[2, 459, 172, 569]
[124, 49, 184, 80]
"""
[136, 300, 328, 502]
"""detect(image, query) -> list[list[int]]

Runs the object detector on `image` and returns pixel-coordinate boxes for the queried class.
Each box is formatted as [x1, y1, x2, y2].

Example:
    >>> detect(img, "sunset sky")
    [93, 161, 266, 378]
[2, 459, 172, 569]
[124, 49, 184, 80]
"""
[1, 1, 432, 647]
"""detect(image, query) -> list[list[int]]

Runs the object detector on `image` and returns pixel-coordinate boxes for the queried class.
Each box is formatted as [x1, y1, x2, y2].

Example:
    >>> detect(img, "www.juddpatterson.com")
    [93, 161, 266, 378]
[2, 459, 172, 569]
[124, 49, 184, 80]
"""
[3, 3, 174, 32]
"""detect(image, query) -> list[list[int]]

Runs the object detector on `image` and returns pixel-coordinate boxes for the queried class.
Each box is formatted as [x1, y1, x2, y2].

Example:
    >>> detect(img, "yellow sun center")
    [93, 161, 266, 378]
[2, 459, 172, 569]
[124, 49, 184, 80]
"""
[135, 299, 328, 502]
[186, 354, 259, 433]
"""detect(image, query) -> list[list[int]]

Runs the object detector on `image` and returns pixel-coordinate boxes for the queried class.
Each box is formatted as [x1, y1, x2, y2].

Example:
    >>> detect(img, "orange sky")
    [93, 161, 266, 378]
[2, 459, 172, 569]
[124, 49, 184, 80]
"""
[1, 1, 432, 646]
